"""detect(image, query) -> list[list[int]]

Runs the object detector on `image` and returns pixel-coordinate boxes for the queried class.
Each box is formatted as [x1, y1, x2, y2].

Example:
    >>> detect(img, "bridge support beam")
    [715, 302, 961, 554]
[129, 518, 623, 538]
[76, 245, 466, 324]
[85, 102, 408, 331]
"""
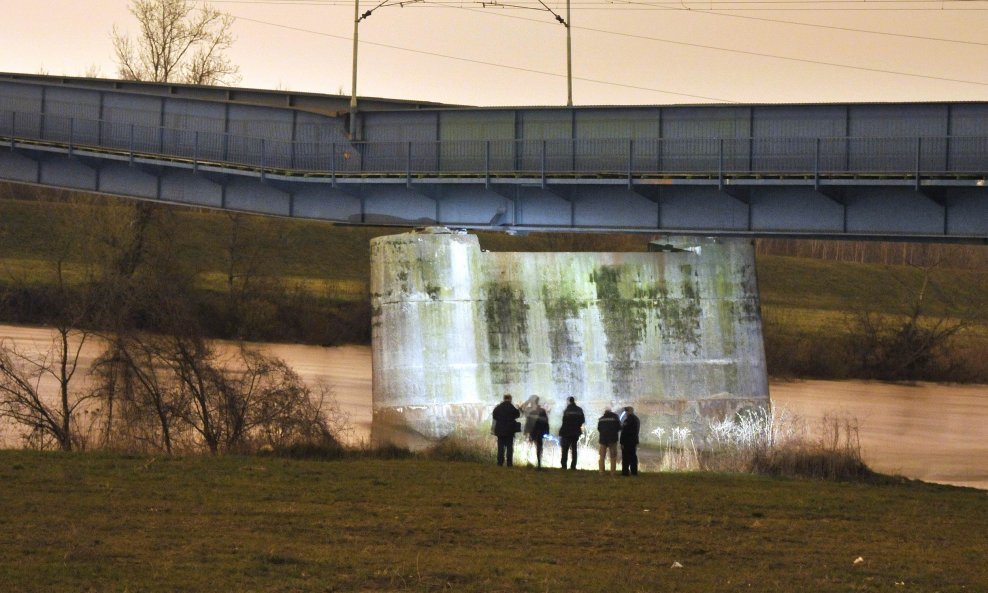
[1, 139, 985, 240]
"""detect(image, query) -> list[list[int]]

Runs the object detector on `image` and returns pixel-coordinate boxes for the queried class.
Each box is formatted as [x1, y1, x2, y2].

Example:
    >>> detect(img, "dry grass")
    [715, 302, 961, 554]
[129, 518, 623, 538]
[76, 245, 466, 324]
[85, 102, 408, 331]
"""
[747, 414, 875, 482]
[0, 450, 986, 592]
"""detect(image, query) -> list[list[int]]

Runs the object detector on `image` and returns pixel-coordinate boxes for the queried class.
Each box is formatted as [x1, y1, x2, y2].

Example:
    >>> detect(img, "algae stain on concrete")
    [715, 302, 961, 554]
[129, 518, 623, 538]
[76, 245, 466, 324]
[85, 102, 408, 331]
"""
[483, 281, 530, 385]
[668, 266, 703, 355]
[541, 282, 589, 390]
[590, 264, 653, 395]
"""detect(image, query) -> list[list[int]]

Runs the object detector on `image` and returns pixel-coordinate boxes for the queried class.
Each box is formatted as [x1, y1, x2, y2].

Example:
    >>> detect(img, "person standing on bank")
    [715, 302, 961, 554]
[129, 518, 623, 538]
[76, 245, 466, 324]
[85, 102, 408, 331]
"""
[597, 407, 621, 475]
[528, 401, 550, 469]
[620, 406, 641, 476]
[559, 396, 586, 470]
[520, 395, 542, 438]
[492, 394, 521, 467]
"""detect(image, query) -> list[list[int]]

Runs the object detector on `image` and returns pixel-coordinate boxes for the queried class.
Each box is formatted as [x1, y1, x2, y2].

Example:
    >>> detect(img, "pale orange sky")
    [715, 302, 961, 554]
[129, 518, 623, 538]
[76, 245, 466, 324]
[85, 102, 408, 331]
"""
[2, 0, 987, 106]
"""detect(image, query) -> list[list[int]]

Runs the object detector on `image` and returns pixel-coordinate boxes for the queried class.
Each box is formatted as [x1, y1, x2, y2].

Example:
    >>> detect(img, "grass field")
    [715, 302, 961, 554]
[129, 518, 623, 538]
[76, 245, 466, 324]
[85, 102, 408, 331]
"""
[4, 192, 985, 310]
[756, 255, 988, 319]
[1, 451, 986, 593]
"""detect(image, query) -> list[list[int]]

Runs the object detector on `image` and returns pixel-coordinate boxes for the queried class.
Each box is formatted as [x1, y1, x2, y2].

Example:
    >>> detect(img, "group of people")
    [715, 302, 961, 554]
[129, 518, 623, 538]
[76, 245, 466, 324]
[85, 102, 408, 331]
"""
[491, 394, 640, 476]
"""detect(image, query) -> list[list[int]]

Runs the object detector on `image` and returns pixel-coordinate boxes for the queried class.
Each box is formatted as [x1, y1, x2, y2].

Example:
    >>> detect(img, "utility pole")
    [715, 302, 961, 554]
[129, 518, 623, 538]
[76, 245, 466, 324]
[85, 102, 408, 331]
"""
[566, 0, 572, 106]
[350, 0, 361, 140]
[535, 0, 572, 106]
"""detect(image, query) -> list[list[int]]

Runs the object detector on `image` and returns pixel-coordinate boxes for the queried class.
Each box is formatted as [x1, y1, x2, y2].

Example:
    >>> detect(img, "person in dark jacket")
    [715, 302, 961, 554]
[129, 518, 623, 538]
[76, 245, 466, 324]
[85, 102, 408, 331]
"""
[597, 407, 621, 474]
[558, 396, 586, 470]
[492, 394, 521, 466]
[528, 402, 550, 469]
[520, 395, 542, 437]
[620, 406, 641, 476]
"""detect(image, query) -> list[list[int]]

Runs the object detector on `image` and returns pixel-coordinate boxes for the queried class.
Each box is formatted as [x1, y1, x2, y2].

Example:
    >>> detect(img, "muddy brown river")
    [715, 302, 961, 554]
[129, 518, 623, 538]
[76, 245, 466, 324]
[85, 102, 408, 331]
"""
[1, 324, 985, 490]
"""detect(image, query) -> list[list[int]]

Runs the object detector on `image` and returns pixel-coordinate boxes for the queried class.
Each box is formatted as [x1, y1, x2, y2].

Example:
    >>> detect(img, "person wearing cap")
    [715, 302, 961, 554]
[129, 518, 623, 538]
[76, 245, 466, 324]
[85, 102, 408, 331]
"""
[492, 394, 521, 467]
[558, 396, 586, 470]
[620, 406, 641, 476]
[597, 407, 621, 475]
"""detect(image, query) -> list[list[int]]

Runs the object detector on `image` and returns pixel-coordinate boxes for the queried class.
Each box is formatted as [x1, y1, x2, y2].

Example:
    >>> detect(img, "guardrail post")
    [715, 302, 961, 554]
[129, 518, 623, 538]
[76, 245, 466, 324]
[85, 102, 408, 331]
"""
[406, 141, 412, 188]
[627, 138, 634, 189]
[9, 112, 15, 148]
[915, 137, 922, 191]
[718, 138, 724, 190]
[541, 139, 547, 189]
[193, 131, 199, 174]
[260, 139, 266, 182]
[814, 137, 820, 190]
[331, 142, 336, 187]
[485, 140, 491, 189]
[944, 133, 951, 172]
[571, 136, 577, 175]
[129, 124, 135, 166]
[68, 117, 74, 157]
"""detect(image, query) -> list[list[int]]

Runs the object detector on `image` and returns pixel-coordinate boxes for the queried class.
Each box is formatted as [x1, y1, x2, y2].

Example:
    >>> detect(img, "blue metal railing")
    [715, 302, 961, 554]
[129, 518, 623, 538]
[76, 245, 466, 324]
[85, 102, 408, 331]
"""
[2, 109, 986, 178]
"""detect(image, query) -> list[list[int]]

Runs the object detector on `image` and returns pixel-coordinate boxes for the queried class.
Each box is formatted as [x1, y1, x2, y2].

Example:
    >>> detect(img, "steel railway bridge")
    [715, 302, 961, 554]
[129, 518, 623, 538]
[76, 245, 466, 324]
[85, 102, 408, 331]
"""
[1, 73, 986, 241]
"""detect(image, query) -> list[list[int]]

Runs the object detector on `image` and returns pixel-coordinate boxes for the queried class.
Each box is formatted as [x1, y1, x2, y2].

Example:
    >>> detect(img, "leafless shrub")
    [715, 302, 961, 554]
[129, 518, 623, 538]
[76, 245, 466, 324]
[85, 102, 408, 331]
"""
[844, 263, 973, 382]
[421, 435, 495, 464]
[695, 407, 873, 482]
[90, 336, 184, 454]
[748, 414, 872, 482]
[0, 333, 95, 451]
[90, 334, 346, 455]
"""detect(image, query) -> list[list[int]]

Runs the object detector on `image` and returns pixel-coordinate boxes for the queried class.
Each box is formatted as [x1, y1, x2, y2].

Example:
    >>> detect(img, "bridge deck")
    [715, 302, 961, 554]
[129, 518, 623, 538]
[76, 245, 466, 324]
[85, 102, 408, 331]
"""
[1, 77, 986, 240]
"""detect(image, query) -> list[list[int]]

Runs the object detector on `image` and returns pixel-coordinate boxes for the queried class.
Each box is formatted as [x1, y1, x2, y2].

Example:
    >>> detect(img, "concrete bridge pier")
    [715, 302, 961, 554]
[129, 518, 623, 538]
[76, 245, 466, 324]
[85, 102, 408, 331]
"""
[370, 228, 770, 448]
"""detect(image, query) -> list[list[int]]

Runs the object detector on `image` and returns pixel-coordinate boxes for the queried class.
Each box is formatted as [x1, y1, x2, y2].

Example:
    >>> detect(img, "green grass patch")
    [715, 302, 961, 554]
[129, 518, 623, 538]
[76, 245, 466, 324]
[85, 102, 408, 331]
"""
[757, 255, 988, 319]
[0, 451, 985, 592]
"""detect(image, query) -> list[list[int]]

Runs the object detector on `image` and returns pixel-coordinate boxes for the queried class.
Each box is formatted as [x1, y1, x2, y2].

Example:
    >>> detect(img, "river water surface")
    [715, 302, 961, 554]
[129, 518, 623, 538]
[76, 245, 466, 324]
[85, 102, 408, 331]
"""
[1, 324, 985, 490]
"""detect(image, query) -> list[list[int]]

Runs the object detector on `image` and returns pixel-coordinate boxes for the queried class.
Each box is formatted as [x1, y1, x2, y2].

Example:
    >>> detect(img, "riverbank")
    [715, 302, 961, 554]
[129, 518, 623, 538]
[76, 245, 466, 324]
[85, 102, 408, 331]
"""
[1, 451, 985, 593]
[1, 324, 985, 489]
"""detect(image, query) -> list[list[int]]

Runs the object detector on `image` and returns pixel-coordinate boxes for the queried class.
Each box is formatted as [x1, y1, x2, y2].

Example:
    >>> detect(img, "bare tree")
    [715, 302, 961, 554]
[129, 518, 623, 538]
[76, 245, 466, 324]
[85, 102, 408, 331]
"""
[223, 346, 338, 450]
[112, 0, 240, 85]
[0, 334, 94, 451]
[113, 330, 338, 454]
[91, 335, 184, 454]
[844, 262, 975, 381]
[0, 195, 104, 451]
[219, 212, 291, 339]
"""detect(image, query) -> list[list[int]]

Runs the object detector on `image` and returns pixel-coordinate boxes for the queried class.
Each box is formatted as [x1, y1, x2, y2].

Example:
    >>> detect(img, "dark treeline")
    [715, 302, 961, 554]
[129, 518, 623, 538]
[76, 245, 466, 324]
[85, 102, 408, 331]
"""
[756, 237, 988, 383]
[0, 185, 350, 452]
[756, 237, 988, 270]
[0, 184, 371, 346]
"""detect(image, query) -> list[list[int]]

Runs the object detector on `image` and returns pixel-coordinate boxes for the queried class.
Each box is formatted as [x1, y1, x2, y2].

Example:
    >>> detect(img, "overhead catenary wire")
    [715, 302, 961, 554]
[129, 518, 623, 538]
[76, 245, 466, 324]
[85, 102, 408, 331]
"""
[210, 0, 988, 104]
[213, 0, 988, 5]
[230, 5, 988, 93]
[211, 0, 988, 8]
[611, 0, 988, 46]
[231, 14, 734, 100]
[444, 4, 988, 87]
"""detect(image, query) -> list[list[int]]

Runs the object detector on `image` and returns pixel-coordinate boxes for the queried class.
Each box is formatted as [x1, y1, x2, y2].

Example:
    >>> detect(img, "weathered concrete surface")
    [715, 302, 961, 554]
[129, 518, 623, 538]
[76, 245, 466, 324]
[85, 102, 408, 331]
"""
[370, 228, 769, 446]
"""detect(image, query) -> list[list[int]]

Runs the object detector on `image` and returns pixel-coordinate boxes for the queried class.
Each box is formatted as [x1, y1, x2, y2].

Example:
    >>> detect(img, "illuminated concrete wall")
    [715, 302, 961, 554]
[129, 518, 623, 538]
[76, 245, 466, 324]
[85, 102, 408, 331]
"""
[370, 228, 769, 446]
